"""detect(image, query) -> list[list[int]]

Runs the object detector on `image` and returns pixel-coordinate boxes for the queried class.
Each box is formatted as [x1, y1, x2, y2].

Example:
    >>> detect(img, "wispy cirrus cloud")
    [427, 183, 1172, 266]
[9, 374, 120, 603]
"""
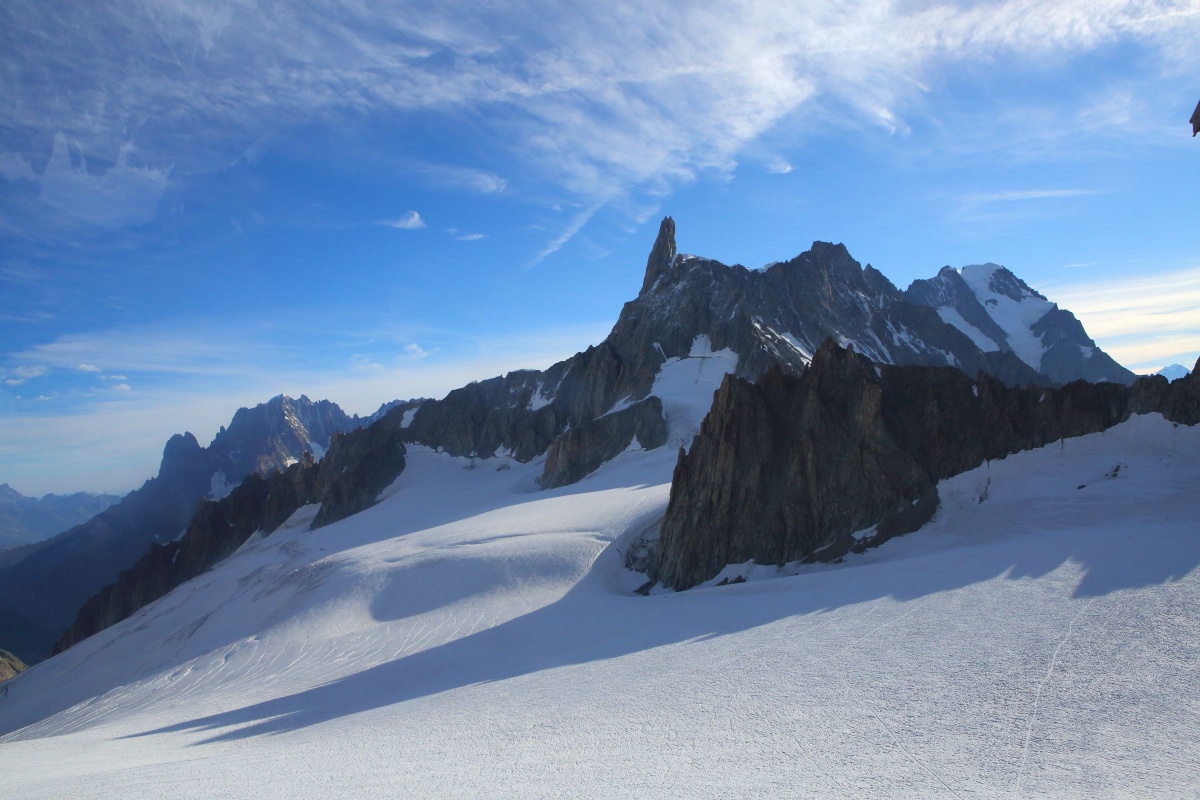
[1039, 265, 1200, 371]
[378, 211, 427, 230]
[3, 0, 1196, 244]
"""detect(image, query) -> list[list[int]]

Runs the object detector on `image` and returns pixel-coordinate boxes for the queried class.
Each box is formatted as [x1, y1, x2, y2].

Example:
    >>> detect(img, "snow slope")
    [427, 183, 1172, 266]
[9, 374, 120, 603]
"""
[959, 263, 1056, 371]
[2, 415, 1199, 798]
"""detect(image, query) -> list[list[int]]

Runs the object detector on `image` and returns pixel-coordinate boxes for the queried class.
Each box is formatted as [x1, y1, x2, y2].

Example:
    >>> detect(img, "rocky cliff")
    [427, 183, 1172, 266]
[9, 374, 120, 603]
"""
[650, 344, 1199, 591]
[398, 217, 1075, 485]
[0, 647, 26, 683]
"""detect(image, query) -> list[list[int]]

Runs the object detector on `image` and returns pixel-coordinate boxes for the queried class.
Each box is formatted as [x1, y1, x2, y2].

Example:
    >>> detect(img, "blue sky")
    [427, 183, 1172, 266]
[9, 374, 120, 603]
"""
[2, 0, 1199, 496]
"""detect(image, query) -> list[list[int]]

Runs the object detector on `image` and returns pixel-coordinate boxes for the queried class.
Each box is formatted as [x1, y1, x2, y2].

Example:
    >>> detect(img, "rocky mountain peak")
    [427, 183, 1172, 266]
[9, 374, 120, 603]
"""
[639, 216, 678, 295]
[159, 432, 203, 475]
[962, 263, 1047, 303]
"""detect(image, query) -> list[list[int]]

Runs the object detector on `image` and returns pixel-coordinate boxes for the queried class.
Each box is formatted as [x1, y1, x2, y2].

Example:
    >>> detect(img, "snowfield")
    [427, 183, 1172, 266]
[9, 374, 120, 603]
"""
[1, 414, 1198, 798]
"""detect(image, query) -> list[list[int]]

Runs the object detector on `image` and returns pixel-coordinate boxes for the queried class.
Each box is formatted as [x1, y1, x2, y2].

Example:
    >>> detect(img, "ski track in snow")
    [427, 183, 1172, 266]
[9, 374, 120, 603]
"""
[0, 414, 1198, 798]
[1013, 597, 1096, 799]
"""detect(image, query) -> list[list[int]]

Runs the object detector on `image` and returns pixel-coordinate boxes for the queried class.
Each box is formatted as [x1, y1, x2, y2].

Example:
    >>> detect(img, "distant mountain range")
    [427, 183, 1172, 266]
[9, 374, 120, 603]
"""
[0, 395, 395, 664]
[0, 485, 121, 552]
[45, 217, 1142, 657]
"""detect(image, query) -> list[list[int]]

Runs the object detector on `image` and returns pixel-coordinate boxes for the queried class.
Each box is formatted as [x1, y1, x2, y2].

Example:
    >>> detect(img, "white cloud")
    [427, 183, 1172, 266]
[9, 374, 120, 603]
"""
[419, 164, 507, 194]
[112, 383, 132, 392]
[529, 205, 602, 267]
[403, 343, 429, 359]
[77, 363, 102, 372]
[7, 0, 1196, 239]
[1038, 265, 1200, 369]
[34, 134, 171, 229]
[379, 211, 427, 230]
[767, 158, 793, 175]
[456, 233, 486, 241]
[956, 187, 1101, 226]
[11, 364, 48, 379]
[965, 189, 1098, 205]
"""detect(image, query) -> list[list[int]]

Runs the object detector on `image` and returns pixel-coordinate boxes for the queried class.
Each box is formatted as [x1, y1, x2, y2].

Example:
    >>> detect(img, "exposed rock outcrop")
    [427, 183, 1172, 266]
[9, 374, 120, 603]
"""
[540, 397, 669, 489]
[0, 647, 26, 683]
[651, 343, 1199, 591]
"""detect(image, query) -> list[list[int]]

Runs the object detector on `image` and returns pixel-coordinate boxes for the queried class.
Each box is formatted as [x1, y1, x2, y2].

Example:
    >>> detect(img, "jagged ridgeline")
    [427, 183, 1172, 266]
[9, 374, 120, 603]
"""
[54, 217, 1141, 651]
[647, 343, 1200, 591]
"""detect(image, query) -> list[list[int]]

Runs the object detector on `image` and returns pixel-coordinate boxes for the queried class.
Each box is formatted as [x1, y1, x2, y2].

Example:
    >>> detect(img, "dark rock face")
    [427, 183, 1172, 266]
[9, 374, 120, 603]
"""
[0, 647, 26, 682]
[651, 341, 1200, 591]
[654, 345, 933, 590]
[905, 266, 1011, 347]
[205, 394, 356, 483]
[541, 397, 669, 489]
[1033, 307, 1133, 385]
[312, 409, 411, 529]
[0, 484, 122, 552]
[0, 395, 363, 665]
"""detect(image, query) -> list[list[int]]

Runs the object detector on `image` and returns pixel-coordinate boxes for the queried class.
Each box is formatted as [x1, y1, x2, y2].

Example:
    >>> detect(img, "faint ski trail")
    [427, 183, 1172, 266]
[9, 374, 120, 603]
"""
[808, 596, 966, 799]
[1013, 596, 1098, 798]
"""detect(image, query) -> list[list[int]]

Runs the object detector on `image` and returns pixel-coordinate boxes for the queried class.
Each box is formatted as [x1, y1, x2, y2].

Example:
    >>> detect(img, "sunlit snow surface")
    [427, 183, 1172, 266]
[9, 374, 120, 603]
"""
[2, 415, 1199, 798]
[959, 264, 1055, 372]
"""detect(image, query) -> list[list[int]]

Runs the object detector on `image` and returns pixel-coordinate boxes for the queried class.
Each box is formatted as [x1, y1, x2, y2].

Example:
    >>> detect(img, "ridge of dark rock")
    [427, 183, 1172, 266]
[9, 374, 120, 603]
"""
[398, 218, 1068, 486]
[648, 340, 1199, 591]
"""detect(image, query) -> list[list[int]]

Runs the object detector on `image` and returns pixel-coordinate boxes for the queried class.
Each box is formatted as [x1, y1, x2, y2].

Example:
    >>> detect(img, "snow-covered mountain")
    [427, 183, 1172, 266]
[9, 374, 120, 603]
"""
[1, 410, 1197, 797]
[396, 218, 1113, 480]
[0, 484, 121, 552]
[45, 217, 1139, 662]
[905, 264, 1134, 385]
[0, 395, 380, 665]
[1158, 363, 1192, 381]
[4, 218, 1186, 797]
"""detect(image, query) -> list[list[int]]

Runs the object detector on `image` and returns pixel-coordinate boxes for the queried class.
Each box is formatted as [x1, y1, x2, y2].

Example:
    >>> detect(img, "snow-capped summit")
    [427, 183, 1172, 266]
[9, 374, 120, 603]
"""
[1158, 363, 1192, 381]
[906, 263, 1133, 385]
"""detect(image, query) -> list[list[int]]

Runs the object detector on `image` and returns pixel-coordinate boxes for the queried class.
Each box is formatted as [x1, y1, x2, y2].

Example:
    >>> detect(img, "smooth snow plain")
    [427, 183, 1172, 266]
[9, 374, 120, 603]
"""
[1, 410, 1198, 799]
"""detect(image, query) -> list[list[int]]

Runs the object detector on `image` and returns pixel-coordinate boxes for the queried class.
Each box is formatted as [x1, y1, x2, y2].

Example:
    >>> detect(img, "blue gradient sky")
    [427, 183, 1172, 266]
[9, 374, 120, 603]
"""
[2, 0, 1199, 495]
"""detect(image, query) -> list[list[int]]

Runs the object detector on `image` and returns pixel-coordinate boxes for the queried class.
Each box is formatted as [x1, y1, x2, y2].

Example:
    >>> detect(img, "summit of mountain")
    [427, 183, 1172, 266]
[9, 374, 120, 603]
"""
[904, 263, 1134, 385]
